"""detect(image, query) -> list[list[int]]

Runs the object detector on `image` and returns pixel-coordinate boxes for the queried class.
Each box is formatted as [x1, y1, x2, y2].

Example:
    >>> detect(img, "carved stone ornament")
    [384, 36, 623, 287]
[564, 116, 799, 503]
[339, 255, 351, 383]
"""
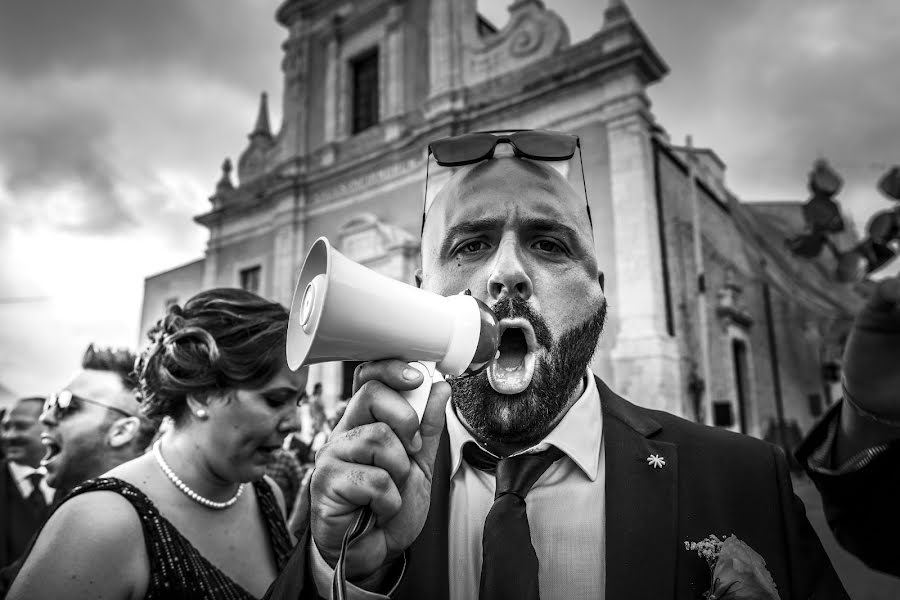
[338, 213, 418, 265]
[716, 270, 753, 328]
[463, 0, 570, 88]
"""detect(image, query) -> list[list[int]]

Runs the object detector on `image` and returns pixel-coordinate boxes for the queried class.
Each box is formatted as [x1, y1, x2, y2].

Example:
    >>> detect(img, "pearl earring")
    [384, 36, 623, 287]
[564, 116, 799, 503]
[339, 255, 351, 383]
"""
[196, 409, 208, 419]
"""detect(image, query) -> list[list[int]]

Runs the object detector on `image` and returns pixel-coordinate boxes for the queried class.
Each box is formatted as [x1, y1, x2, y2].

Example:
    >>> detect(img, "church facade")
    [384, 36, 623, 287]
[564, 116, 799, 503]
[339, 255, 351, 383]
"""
[140, 0, 862, 444]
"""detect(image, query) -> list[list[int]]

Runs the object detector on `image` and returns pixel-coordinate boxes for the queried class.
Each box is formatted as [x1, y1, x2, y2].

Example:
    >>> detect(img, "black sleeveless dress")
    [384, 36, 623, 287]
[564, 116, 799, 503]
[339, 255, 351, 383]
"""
[55, 477, 293, 599]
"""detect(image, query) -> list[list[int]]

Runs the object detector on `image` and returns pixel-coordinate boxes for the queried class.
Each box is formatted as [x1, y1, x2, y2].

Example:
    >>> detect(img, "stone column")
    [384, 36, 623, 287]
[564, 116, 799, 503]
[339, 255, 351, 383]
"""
[382, 5, 405, 141]
[202, 244, 219, 290]
[606, 101, 684, 415]
[323, 32, 339, 143]
[271, 224, 295, 307]
[426, 0, 472, 116]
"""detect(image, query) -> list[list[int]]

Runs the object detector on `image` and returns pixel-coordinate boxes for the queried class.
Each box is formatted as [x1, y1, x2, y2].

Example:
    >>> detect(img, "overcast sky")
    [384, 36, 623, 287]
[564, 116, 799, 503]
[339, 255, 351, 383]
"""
[1, 0, 898, 396]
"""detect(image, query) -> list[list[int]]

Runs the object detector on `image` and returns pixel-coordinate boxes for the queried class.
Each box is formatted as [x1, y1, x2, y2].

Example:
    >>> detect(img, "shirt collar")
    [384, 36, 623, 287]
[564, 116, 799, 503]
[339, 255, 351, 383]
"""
[7, 460, 46, 483]
[447, 369, 603, 482]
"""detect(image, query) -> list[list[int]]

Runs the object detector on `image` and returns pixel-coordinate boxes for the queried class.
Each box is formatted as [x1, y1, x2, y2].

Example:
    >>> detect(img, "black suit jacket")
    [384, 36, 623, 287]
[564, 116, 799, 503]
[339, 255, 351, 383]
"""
[267, 378, 847, 599]
[0, 462, 49, 569]
[796, 400, 900, 577]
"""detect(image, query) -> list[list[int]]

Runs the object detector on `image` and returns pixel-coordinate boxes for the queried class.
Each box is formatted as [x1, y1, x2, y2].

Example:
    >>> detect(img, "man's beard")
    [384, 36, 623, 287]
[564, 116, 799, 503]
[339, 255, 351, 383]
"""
[450, 296, 607, 447]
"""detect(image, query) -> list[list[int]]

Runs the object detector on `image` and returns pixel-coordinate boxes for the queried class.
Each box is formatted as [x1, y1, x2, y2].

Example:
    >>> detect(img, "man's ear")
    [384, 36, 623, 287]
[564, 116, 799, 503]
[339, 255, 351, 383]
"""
[598, 271, 605, 292]
[107, 416, 139, 449]
[414, 268, 423, 289]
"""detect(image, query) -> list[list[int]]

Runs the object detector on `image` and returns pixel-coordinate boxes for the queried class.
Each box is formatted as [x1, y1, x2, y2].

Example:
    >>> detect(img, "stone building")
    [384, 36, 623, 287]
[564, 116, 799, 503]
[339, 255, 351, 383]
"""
[140, 0, 862, 444]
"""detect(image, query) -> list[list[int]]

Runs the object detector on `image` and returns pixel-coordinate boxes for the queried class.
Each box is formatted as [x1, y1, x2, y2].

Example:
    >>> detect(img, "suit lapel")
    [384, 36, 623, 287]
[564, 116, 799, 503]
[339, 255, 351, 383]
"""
[599, 378, 679, 598]
[395, 427, 450, 600]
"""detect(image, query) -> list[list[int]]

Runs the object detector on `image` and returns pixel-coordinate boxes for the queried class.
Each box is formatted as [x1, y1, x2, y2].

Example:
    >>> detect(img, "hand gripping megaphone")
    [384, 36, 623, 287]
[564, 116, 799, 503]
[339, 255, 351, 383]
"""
[286, 237, 500, 421]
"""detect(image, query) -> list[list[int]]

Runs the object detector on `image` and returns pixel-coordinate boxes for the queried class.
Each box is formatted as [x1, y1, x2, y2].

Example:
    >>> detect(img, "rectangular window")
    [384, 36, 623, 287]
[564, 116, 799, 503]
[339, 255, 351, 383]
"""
[239, 266, 261, 294]
[351, 49, 379, 134]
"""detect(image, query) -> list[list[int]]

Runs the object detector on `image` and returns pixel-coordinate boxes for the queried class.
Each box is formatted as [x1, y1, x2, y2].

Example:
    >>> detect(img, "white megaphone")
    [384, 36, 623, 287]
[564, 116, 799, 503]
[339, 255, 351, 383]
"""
[287, 237, 500, 421]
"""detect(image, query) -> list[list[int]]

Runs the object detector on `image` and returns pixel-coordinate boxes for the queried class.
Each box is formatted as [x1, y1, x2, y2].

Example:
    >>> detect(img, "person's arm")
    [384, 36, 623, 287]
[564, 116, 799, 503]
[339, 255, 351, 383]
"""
[796, 277, 900, 576]
[833, 277, 900, 463]
[7, 491, 146, 600]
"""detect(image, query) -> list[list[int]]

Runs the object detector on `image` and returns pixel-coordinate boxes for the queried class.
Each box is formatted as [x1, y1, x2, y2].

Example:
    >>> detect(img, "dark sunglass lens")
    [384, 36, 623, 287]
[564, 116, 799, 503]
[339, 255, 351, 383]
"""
[431, 133, 498, 166]
[512, 131, 577, 160]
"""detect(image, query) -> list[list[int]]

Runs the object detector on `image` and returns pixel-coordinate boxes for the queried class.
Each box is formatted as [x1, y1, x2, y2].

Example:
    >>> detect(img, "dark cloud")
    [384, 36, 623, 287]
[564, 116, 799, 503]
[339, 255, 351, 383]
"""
[0, 0, 282, 91]
[0, 101, 134, 233]
[0, 1, 284, 236]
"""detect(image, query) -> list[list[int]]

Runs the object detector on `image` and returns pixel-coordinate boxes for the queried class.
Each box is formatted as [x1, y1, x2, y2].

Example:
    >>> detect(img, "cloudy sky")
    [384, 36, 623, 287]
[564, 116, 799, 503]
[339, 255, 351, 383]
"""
[1, 0, 898, 396]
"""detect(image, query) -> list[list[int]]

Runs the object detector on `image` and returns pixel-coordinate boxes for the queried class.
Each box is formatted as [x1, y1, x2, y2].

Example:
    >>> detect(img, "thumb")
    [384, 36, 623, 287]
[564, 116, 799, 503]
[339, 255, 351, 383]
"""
[413, 381, 451, 478]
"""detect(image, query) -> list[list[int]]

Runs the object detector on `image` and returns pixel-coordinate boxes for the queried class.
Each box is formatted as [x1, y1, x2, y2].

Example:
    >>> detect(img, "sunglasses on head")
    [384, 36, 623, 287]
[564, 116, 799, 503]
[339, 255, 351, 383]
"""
[423, 129, 591, 227]
[428, 129, 580, 167]
[44, 390, 135, 420]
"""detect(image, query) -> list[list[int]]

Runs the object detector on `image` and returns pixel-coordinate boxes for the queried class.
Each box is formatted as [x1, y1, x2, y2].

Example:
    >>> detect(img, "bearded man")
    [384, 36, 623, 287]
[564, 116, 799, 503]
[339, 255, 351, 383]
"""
[266, 130, 846, 599]
[0, 346, 158, 595]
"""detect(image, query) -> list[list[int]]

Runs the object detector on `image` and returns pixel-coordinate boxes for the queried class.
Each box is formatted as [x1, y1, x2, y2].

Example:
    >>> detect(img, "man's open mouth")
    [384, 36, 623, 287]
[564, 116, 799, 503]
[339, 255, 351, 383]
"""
[487, 318, 539, 395]
[40, 434, 62, 467]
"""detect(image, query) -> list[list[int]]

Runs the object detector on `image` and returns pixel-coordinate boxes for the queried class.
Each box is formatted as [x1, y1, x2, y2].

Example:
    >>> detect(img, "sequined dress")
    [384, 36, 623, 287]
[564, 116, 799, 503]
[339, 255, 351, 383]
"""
[57, 477, 294, 599]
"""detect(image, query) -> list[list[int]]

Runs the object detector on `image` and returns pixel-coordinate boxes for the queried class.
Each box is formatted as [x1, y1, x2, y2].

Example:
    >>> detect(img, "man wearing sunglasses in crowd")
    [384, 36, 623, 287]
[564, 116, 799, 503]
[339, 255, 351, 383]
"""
[267, 130, 847, 599]
[0, 345, 158, 595]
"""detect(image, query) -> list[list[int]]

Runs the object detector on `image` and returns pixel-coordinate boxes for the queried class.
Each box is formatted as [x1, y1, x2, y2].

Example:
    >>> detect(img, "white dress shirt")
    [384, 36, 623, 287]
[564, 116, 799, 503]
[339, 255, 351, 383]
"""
[312, 370, 606, 599]
[7, 461, 55, 505]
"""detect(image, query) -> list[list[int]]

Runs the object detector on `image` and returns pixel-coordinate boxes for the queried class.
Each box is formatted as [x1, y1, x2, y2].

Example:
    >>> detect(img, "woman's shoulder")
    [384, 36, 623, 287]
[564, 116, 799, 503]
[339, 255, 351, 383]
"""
[8, 483, 148, 599]
[50, 482, 146, 542]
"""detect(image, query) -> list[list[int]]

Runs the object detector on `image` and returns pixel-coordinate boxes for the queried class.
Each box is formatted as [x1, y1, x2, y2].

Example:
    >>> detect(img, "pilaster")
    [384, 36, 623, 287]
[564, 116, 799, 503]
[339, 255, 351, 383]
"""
[323, 31, 339, 144]
[606, 101, 684, 415]
[202, 245, 219, 290]
[425, 0, 472, 117]
[382, 5, 405, 141]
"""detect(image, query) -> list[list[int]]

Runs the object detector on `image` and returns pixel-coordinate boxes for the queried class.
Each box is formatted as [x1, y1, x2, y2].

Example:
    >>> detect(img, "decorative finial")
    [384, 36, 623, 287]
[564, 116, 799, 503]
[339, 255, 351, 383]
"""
[250, 92, 272, 139]
[603, 0, 632, 26]
[217, 158, 234, 192]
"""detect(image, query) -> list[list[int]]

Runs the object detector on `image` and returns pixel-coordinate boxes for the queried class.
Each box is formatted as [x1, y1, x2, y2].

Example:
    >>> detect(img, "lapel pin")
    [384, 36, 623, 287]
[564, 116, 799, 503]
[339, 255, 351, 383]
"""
[647, 454, 666, 469]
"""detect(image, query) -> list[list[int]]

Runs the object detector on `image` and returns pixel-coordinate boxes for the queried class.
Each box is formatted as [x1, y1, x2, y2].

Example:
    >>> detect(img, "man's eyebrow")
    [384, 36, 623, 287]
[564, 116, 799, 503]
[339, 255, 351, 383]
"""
[439, 217, 506, 255]
[517, 216, 580, 240]
[439, 215, 585, 256]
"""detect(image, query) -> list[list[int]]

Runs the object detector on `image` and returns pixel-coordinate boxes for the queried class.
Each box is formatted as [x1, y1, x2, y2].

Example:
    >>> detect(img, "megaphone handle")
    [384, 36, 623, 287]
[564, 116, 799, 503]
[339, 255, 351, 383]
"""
[399, 361, 436, 424]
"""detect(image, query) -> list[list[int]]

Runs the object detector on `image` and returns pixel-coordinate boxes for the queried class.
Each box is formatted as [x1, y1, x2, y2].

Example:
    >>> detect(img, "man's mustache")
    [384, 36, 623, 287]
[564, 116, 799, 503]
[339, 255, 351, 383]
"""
[489, 296, 553, 349]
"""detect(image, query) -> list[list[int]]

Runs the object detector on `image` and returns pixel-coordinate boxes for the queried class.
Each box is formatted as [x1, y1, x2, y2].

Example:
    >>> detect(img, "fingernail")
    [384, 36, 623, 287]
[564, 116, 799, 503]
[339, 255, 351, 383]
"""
[403, 367, 420, 381]
[411, 431, 423, 452]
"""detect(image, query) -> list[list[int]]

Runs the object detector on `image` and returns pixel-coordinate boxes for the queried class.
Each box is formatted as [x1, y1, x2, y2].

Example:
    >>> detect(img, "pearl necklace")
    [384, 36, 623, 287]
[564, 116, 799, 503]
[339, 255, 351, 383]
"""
[153, 440, 244, 510]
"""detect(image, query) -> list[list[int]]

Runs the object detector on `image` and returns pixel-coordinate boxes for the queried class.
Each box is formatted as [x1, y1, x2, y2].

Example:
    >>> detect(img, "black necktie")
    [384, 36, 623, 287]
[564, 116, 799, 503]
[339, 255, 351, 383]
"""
[26, 471, 48, 517]
[463, 442, 565, 600]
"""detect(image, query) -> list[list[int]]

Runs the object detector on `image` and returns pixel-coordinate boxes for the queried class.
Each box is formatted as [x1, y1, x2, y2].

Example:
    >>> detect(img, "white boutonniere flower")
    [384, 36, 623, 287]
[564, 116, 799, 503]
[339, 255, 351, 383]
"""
[684, 534, 781, 600]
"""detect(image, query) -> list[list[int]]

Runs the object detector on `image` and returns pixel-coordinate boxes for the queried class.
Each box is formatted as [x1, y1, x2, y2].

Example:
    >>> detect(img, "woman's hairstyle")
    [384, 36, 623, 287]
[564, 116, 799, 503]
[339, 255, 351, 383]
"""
[135, 288, 289, 420]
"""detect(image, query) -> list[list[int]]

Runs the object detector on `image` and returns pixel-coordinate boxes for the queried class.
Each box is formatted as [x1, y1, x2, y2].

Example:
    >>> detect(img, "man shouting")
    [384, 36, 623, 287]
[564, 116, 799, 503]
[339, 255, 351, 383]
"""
[268, 130, 846, 599]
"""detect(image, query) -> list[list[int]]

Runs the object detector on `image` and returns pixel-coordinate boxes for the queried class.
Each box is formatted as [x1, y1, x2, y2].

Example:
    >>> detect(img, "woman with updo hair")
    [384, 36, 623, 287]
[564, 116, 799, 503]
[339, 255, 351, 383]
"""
[10, 288, 308, 600]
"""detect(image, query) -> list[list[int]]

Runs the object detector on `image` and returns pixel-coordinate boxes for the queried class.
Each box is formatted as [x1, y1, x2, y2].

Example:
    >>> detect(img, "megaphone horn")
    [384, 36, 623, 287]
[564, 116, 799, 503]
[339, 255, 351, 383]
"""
[287, 237, 499, 380]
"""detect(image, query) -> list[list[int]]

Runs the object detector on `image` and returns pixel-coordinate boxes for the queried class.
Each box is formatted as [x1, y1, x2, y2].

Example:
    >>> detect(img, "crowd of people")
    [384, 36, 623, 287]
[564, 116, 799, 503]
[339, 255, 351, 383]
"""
[0, 290, 338, 598]
[0, 129, 897, 599]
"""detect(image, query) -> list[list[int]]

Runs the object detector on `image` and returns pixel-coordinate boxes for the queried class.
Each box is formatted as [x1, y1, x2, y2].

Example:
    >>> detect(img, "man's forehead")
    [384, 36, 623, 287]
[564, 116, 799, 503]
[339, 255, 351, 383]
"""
[66, 370, 130, 404]
[425, 157, 591, 243]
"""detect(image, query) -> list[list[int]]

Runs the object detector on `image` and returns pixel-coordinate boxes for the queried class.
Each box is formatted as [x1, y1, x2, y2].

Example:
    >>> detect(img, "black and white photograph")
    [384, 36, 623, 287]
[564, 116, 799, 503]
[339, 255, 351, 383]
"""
[1, 1, 899, 598]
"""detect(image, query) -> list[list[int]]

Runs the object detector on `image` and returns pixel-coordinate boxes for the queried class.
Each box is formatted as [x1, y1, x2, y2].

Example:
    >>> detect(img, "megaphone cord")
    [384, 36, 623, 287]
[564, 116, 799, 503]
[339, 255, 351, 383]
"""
[332, 506, 376, 600]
